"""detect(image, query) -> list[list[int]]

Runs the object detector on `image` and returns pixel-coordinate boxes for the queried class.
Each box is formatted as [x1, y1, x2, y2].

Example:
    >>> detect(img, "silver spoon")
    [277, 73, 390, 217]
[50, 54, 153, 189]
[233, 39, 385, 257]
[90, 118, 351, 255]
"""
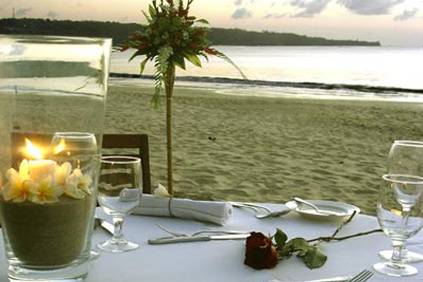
[293, 197, 343, 216]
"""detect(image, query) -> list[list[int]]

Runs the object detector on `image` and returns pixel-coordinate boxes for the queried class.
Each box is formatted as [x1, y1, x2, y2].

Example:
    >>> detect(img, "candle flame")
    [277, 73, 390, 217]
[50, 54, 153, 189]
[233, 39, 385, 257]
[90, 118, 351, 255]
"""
[24, 139, 44, 160]
[53, 139, 66, 155]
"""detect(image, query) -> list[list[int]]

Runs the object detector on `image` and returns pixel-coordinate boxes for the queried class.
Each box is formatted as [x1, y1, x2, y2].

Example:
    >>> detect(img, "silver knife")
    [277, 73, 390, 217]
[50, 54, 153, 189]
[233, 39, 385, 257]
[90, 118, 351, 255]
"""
[148, 233, 249, 245]
[269, 276, 351, 282]
[95, 218, 114, 235]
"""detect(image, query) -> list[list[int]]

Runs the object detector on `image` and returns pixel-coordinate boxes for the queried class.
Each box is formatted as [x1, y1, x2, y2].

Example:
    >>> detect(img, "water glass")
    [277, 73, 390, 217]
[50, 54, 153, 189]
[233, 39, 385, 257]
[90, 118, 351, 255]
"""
[379, 140, 423, 263]
[97, 156, 141, 252]
[374, 174, 423, 276]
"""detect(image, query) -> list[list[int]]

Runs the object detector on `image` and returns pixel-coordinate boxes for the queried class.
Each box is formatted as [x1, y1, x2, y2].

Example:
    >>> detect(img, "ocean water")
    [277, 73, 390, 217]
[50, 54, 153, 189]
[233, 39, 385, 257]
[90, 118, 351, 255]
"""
[111, 46, 423, 91]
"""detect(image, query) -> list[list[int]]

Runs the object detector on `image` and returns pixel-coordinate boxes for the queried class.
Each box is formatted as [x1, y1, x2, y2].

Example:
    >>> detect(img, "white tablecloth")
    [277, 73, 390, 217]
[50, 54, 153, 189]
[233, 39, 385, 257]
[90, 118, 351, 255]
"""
[1, 204, 423, 282]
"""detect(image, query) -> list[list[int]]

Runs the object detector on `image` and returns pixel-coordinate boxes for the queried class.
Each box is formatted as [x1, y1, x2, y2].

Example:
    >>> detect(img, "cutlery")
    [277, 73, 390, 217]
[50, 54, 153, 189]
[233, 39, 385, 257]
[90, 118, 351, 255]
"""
[156, 224, 250, 237]
[267, 269, 373, 282]
[349, 269, 373, 282]
[95, 218, 114, 235]
[268, 276, 351, 282]
[156, 224, 187, 237]
[229, 201, 272, 212]
[229, 202, 290, 219]
[148, 233, 249, 245]
[256, 209, 291, 219]
[293, 197, 344, 216]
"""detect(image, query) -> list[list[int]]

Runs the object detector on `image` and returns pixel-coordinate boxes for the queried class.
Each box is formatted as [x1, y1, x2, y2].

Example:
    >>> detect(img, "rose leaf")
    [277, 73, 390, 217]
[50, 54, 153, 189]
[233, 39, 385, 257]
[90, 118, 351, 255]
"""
[290, 238, 310, 252]
[302, 247, 327, 269]
[274, 229, 288, 249]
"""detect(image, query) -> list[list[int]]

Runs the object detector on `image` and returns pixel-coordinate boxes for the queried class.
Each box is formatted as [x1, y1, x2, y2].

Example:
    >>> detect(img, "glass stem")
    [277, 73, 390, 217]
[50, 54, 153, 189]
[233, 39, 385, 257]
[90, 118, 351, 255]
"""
[401, 247, 409, 259]
[112, 216, 125, 241]
[390, 206, 410, 266]
[391, 240, 405, 265]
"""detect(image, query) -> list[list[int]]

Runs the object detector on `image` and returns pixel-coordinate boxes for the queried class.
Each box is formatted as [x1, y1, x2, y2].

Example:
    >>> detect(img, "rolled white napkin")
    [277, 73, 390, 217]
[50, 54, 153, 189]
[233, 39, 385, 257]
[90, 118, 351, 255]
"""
[132, 194, 233, 225]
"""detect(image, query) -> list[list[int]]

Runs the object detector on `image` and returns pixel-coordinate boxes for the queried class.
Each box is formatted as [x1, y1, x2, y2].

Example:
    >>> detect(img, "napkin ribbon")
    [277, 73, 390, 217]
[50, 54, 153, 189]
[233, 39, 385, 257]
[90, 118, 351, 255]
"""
[168, 197, 174, 218]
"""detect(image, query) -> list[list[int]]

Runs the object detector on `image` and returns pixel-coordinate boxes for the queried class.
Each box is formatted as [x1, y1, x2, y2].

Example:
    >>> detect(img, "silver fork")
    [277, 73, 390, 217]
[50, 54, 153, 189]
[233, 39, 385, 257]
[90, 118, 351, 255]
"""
[349, 269, 373, 282]
[229, 202, 289, 219]
[229, 202, 272, 213]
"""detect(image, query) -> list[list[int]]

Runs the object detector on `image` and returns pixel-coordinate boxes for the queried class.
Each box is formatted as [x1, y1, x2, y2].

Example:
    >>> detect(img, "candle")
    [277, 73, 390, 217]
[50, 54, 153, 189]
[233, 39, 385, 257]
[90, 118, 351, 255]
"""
[28, 160, 56, 183]
[23, 139, 56, 182]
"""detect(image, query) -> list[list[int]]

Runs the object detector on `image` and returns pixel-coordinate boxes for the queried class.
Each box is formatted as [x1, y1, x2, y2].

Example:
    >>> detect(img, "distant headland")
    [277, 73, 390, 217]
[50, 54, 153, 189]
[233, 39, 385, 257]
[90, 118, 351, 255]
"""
[0, 18, 381, 47]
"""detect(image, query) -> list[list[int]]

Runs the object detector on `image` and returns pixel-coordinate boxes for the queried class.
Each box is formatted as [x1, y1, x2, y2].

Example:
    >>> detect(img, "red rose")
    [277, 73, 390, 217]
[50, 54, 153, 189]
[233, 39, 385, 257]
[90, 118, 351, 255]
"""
[244, 232, 278, 270]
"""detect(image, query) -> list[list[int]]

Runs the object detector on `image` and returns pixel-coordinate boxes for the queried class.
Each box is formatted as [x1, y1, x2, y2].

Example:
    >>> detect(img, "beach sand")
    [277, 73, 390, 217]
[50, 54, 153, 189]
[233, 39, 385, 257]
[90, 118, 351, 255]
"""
[105, 81, 423, 214]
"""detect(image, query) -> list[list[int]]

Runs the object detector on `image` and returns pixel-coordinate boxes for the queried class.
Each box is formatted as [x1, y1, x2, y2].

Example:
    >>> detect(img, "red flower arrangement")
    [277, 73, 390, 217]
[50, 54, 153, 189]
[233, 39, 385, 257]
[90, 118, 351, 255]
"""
[119, 0, 246, 195]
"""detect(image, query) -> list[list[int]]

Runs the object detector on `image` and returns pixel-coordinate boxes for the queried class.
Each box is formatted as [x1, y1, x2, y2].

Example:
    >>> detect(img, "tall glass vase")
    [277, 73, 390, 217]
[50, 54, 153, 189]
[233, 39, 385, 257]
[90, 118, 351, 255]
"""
[0, 35, 111, 281]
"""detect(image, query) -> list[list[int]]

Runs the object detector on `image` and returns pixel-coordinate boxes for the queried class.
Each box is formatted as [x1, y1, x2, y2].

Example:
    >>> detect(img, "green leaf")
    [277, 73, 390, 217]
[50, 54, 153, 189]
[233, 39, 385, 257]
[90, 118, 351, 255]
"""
[302, 247, 327, 269]
[199, 53, 209, 62]
[211, 48, 248, 79]
[274, 229, 288, 249]
[196, 19, 209, 25]
[140, 57, 149, 74]
[149, 4, 156, 17]
[151, 55, 164, 109]
[129, 50, 143, 62]
[173, 56, 186, 70]
[289, 238, 310, 251]
[143, 10, 152, 23]
[150, 93, 161, 109]
[185, 54, 202, 67]
[280, 238, 310, 257]
[158, 46, 173, 74]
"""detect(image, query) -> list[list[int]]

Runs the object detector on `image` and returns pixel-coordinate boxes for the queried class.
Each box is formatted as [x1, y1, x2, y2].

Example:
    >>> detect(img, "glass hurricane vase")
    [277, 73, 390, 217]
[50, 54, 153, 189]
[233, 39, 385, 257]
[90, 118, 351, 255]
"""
[0, 35, 111, 282]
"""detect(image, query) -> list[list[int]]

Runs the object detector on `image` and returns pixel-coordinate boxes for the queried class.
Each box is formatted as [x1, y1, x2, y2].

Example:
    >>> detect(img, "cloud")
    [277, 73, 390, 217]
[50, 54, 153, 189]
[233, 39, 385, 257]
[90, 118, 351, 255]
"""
[15, 8, 32, 17]
[290, 0, 331, 17]
[394, 7, 418, 21]
[234, 0, 243, 5]
[264, 13, 287, 19]
[232, 8, 252, 19]
[338, 0, 405, 15]
[46, 11, 58, 19]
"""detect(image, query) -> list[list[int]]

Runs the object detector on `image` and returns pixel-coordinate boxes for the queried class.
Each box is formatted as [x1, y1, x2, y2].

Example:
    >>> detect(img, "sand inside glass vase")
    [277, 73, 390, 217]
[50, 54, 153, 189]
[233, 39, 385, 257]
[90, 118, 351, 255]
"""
[0, 195, 94, 268]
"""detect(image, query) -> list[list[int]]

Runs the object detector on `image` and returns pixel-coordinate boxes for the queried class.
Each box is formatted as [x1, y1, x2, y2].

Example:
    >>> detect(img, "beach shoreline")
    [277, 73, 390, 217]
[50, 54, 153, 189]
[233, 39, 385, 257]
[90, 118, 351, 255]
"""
[110, 72, 423, 95]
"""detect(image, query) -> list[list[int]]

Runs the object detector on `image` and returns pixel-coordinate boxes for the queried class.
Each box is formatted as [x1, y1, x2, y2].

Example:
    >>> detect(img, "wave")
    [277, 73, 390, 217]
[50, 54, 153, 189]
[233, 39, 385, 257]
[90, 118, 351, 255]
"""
[110, 72, 423, 96]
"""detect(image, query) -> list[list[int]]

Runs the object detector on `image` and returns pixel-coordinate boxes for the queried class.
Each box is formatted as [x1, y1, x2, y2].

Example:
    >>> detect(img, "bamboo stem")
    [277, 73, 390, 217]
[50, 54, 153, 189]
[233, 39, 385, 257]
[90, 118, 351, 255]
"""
[165, 65, 176, 195]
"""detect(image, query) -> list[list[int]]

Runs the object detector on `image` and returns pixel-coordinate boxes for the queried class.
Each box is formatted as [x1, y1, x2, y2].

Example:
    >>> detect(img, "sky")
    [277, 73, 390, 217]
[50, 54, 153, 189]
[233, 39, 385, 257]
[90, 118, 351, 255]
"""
[1, 0, 423, 46]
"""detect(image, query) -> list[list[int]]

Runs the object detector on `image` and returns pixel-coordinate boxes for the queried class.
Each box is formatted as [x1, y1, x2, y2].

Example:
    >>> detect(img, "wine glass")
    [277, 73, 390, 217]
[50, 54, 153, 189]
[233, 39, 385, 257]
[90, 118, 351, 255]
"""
[379, 140, 423, 263]
[97, 156, 141, 252]
[373, 174, 423, 276]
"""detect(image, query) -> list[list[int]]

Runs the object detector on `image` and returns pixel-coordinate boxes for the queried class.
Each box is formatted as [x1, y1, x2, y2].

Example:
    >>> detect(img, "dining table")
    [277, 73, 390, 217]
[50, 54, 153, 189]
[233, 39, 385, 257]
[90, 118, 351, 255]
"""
[1, 203, 422, 282]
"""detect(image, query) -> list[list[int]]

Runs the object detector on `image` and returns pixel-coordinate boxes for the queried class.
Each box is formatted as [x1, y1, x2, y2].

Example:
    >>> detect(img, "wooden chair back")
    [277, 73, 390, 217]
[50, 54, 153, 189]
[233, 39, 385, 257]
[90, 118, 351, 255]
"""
[102, 134, 151, 194]
[10, 133, 152, 194]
